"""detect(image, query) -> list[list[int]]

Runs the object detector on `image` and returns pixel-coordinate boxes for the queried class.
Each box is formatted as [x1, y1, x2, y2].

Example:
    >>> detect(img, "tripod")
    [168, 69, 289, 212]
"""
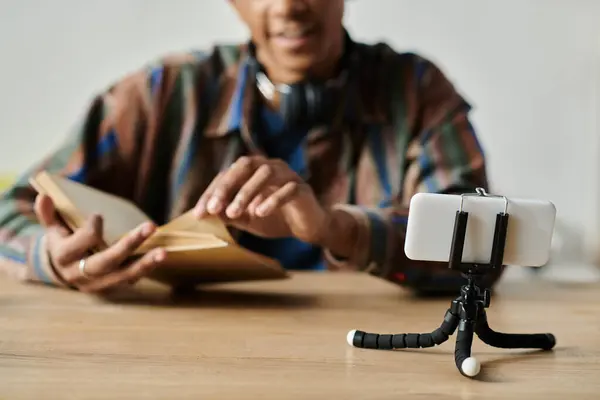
[346, 189, 556, 378]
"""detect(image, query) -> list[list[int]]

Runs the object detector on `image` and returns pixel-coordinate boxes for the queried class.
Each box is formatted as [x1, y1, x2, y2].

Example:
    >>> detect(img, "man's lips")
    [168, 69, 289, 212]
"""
[272, 25, 316, 39]
[270, 26, 318, 49]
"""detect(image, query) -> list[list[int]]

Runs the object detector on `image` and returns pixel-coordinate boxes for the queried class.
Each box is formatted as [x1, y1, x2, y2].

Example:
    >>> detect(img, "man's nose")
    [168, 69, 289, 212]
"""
[269, 0, 309, 16]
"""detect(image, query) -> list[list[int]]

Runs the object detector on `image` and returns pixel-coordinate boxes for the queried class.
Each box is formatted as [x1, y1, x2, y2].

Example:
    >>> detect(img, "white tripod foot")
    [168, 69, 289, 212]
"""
[346, 330, 357, 346]
[461, 357, 481, 377]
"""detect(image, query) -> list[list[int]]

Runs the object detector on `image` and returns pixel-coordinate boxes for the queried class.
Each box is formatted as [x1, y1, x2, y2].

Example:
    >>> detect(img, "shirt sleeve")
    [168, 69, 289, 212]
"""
[0, 68, 154, 287]
[323, 56, 504, 292]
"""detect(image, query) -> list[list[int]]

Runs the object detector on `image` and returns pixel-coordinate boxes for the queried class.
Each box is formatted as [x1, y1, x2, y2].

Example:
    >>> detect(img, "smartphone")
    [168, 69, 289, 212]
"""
[404, 192, 557, 267]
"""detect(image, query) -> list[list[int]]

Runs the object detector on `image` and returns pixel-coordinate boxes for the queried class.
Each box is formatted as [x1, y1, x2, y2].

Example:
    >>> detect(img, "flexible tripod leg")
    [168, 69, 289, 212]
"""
[347, 308, 459, 350]
[475, 309, 556, 350]
[454, 319, 480, 377]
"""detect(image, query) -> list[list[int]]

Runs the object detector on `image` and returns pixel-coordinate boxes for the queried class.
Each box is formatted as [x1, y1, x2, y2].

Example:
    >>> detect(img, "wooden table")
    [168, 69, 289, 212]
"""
[0, 271, 599, 399]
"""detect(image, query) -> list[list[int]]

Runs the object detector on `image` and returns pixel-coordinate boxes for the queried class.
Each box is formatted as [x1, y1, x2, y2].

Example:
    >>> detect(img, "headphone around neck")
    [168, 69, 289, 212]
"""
[247, 30, 357, 129]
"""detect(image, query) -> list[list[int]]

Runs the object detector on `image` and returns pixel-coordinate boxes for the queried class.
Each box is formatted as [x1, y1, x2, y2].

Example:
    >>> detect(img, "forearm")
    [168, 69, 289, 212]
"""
[322, 204, 415, 275]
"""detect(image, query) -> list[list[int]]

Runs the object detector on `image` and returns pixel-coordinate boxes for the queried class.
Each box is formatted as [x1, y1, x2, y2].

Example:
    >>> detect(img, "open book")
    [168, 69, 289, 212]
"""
[29, 171, 288, 286]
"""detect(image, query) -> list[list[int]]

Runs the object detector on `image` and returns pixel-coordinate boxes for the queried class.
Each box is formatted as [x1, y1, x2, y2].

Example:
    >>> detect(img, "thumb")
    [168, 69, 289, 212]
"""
[34, 194, 59, 228]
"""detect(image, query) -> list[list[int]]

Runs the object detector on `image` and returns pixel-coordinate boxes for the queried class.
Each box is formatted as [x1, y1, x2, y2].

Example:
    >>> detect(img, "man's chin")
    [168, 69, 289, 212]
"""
[270, 56, 327, 83]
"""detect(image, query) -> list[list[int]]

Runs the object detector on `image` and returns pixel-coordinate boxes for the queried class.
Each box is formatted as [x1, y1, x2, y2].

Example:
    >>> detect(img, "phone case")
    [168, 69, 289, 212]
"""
[404, 192, 556, 267]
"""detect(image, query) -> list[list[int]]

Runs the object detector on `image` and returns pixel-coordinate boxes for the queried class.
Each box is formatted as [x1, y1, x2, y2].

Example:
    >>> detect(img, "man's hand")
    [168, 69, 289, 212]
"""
[193, 155, 333, 245]
[34, 194, 166, 293]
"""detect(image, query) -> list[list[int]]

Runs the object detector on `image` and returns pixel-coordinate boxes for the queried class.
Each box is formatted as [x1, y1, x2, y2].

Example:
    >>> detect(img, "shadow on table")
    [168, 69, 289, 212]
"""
[96, 284, 458, 310]
[96, 285, 322, 310]
[91, 272, 600, 309]
[474, 348, 561, 383]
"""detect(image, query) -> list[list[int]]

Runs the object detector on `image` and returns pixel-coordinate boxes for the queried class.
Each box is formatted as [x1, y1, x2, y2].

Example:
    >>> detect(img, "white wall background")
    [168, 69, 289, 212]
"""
[0, 0, 599, 262]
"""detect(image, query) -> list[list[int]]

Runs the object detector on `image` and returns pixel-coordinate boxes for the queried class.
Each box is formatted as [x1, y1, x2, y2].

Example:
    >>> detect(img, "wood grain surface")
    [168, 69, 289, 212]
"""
[0, 271, 598, 399]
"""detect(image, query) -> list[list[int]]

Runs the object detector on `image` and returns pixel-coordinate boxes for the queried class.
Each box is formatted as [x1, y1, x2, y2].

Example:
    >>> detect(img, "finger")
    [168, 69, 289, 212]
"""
[226, 164, 274, 219]
[247, 193, 266, 218]
[52, 214, 103, 266]
[206, 156, 257, 215]
[256, 181, 301, 217]
[219, 210, 251, 229]
[127, 276, 143, 286]
[194, 171, 224, 218]
[79, 248, 166, 294]
[34, 194, 58, 228]
[75, 222, 156, 279]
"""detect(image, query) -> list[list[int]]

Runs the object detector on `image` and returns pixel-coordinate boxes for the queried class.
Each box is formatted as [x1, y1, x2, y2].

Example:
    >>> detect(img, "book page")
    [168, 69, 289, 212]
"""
[35, 173, 152, 246]
[159, 210, 235, 243]
[135, 231, 229, 254]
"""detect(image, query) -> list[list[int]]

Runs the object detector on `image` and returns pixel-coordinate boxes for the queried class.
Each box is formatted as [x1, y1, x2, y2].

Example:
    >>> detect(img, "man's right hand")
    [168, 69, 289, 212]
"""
[34, 194, 166, 293]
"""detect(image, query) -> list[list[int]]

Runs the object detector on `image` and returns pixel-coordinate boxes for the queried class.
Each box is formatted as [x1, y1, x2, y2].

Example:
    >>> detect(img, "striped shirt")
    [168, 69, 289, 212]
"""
[0, 38, 504, 293]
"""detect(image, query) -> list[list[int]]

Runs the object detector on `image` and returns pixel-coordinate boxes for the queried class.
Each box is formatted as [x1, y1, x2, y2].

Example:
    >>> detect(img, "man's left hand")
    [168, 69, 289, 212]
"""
[193, 156, 331, 245]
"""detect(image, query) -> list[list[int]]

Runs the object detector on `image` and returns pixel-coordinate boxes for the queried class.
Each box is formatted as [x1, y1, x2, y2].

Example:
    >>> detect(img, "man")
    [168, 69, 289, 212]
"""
[0, 0, 503, 294]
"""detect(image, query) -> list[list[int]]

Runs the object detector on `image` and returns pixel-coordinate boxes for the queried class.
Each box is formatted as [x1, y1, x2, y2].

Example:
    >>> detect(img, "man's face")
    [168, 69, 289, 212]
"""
[231, 0, 345, 82]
